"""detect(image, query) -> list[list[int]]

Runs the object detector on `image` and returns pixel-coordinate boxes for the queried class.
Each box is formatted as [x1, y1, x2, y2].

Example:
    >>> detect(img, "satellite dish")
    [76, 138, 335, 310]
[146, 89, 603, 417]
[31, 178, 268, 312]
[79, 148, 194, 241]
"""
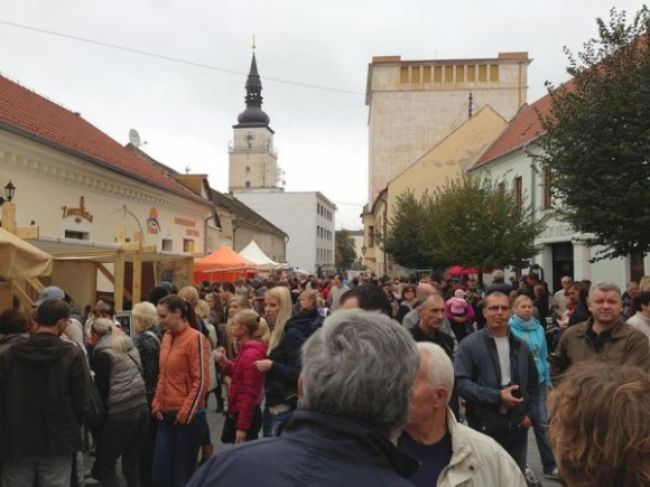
[129, 128, 141, 148]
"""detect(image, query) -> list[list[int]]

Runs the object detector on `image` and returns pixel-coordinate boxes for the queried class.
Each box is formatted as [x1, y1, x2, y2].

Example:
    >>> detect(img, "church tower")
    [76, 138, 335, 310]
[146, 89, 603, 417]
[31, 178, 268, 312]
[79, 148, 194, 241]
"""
[228, 51, 280, 192]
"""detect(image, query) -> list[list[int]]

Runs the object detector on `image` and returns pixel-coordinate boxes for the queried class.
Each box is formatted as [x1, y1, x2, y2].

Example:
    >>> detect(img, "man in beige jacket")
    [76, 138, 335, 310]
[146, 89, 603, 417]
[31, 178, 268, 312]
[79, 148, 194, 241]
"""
[398, 342, 525, 487]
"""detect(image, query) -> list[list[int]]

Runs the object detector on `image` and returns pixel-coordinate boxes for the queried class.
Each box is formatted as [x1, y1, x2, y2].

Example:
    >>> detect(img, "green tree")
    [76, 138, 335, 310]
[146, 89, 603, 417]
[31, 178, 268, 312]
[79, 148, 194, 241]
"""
[335, 229, 357, 270]
[384, 178, 543, 283]
[539, 6, 650, 260]
[429, 176, 544, 284]
[382, 191, 436, 270]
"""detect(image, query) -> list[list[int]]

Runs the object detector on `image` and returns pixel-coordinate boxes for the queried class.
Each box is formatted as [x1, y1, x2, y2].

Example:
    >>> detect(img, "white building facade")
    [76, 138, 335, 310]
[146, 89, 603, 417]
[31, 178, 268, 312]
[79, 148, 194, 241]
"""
[469, 95, 649, 293]
[235, 191, 336, 273]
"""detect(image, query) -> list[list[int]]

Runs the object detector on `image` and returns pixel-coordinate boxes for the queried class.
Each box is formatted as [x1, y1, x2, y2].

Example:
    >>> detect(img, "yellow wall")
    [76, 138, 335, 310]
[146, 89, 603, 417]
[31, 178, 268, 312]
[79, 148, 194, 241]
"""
[386, 106, 506, 224]
[362, 105, 506, 276]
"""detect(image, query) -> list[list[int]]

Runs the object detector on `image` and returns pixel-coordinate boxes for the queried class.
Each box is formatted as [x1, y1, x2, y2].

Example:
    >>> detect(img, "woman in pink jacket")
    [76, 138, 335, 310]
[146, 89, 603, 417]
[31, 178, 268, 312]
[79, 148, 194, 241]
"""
[215, 309, 267, 443]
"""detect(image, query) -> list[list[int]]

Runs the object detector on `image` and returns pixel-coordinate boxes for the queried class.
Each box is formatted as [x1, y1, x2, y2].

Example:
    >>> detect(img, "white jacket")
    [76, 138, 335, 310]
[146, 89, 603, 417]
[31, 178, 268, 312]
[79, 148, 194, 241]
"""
[437, 410, 526, 487]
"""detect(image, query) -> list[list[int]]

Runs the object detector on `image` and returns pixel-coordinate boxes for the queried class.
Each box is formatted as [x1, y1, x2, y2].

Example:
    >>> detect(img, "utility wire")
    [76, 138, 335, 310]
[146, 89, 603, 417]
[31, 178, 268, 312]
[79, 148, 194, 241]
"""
[0, 19, 364, 96]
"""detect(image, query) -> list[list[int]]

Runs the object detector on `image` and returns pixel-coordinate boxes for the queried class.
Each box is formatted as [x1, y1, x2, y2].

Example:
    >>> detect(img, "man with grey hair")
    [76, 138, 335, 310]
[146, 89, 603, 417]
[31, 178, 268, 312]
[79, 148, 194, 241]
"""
[188, 309, 421, 487]
[399, 342, 525, 486]
[550, 281, 650, 384]
[403, 283, 456, 342]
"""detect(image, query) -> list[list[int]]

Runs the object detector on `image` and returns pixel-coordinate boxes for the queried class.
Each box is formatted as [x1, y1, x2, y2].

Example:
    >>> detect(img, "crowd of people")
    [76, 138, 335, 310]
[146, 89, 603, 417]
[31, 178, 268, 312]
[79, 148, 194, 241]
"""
[0, 269, 648, 487]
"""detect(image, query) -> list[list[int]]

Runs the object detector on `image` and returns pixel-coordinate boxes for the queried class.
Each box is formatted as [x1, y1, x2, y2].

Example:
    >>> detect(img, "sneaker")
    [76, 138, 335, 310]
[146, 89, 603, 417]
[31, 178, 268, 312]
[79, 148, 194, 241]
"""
[524, 465, 541, 487]
[545, 468, 561, 482]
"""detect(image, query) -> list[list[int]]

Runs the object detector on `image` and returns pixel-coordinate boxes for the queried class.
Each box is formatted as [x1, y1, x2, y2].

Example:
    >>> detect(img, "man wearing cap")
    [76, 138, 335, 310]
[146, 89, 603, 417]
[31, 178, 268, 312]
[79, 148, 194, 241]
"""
[36, 286, 84, 347]
[0, 299, 91, 486]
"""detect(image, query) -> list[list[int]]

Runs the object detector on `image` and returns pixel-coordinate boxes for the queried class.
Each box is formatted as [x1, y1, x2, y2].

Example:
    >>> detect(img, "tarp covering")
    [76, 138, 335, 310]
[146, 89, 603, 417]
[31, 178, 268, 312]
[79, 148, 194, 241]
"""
[194, 245, 256, 282]
[239, 240, 282, 269]
[0, 228, 53, 278]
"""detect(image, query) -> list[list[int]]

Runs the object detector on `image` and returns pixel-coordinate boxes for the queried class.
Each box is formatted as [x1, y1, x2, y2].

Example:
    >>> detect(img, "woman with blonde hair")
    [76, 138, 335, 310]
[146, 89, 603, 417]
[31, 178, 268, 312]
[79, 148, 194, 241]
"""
[508, 295, 558, 480]
[214, 309, 267, 443]
[90, 318, 148, 487]
[255, 286, 321, 437]
[132, 301, 162, 487]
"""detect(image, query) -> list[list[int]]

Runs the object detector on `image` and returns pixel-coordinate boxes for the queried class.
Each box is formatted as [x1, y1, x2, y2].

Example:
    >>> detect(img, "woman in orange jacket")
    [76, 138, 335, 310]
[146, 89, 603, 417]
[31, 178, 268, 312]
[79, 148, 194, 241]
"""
[151, 295, 210, 487]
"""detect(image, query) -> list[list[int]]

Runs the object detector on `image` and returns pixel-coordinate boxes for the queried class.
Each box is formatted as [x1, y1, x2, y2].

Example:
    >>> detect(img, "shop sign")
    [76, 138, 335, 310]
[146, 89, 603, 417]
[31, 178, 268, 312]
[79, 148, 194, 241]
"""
[174, 217, 196, 227]
[62, 196, 93, 223]
[147, 208, 161, 234]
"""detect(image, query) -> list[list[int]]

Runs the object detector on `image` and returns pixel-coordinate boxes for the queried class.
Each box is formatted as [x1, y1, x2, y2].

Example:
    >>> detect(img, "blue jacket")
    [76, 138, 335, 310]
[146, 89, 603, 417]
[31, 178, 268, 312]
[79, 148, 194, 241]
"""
[508, 315, 551, 386]
[188, 410, 418, 487]
[454, 328, 539, 425]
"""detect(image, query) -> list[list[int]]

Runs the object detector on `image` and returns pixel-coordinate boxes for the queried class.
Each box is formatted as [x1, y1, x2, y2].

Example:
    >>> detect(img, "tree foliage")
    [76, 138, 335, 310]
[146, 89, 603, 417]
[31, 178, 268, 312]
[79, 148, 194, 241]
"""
[382, 191, 435, 270]
[538, 6, 650, 260]
[383, 177, 544, 276]
[335, 229, 357, 270]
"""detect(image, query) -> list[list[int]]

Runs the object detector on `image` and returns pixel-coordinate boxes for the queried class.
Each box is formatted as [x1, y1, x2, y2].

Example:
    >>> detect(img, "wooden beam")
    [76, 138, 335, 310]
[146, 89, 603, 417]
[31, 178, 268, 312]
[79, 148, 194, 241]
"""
[114, 252, 125, 312]
[132, 252, 142, 304]
[11, 282, 33, 309]
[26, 278, 45, 293]
[96, 263, 132, 301]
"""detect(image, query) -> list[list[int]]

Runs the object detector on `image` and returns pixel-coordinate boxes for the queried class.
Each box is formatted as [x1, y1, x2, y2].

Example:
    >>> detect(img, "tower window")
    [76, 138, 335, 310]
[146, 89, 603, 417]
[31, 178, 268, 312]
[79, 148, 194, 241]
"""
[245, 166, 250, 173]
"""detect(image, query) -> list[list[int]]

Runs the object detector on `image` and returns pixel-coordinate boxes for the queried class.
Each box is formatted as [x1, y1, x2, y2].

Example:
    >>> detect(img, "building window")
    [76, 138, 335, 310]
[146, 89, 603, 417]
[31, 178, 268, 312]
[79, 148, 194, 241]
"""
[400, 66, 409, 83]
[411, 66, 421, 83]
[467, 65, 476, 81]
[455, 65, 464, 82]
[162, 239, 173, 251]
[245, 166, 250, 173]
[434, 65, 443, 83]
[368, 225, 375, 248]
[316, 225, 319, 237]
[245, 181, 251, 188]
[423, 65, 432, 82]
[514, 176, 523, 211]
[490, 64, 499, 82]
[65, 230, 89, 240]
[543, 166, 552, 209]
[183, 239, 195, 253]
[478, 64, 487, 82]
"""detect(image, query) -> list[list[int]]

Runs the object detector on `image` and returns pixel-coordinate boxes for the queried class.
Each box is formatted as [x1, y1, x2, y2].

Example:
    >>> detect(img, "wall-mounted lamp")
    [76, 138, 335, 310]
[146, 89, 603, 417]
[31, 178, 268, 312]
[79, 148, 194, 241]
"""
[0, 181, 16, 205]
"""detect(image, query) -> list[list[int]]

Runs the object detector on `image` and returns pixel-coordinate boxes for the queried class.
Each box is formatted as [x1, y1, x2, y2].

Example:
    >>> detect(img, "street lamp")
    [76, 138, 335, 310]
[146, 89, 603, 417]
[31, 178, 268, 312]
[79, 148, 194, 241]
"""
[0, 181, 15, 205]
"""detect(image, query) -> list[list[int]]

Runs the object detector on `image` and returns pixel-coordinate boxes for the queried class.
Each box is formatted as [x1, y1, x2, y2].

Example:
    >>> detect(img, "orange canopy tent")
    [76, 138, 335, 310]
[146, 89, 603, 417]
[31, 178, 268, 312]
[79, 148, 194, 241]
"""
[193, 246, 257, 283]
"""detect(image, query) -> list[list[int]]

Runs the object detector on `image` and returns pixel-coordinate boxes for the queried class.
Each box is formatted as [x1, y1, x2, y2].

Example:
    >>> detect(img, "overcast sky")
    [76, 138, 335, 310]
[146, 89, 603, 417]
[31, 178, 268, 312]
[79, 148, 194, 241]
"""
[1, 0, 645, 229]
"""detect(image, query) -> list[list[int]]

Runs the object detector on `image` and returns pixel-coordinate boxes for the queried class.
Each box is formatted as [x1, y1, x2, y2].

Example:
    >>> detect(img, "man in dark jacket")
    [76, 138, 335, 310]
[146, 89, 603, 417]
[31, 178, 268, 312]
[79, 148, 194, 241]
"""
[0, 299, 91, 487]
[454, 292, 538, 476]
[189, 309, 420, 487]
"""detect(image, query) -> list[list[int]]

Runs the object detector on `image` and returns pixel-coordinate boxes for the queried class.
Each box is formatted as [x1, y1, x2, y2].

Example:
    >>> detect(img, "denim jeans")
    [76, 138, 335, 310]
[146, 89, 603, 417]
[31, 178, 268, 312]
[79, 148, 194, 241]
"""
[529, 385, 557, 473]
[262, 406, 294, 437]
[2, 455, 71, 487]
[151, 410, 205, 487]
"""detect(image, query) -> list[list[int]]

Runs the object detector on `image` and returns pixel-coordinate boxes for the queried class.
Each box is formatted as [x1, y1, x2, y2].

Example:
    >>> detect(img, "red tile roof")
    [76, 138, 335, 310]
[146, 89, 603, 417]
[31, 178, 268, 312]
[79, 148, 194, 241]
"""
[472, 94, 552, 168]
[0, 74, 210, 205]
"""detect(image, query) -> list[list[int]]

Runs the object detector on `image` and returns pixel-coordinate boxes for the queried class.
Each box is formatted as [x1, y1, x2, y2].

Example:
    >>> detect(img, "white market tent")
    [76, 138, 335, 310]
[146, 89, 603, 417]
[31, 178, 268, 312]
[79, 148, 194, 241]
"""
[239, 240, 286, 270]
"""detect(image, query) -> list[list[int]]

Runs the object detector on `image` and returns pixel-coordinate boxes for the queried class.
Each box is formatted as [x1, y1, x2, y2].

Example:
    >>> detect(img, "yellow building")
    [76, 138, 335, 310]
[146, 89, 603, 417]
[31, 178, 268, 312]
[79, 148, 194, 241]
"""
[362, 106, 507, 275]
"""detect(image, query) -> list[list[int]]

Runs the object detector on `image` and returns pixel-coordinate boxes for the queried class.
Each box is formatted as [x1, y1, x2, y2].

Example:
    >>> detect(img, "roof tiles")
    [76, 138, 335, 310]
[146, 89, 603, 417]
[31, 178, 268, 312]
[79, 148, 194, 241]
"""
[0, 74, 208, 204]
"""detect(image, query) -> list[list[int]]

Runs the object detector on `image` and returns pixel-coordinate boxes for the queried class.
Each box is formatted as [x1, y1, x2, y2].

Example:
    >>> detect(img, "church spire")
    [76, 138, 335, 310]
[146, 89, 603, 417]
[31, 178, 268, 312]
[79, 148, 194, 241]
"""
[235, 45, 271, 128]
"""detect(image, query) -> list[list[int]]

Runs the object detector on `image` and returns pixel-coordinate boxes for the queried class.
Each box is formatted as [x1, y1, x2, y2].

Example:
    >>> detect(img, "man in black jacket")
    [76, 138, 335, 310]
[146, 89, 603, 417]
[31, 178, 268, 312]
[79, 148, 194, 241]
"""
[189, 309, 420, 487]
[454, 292, 538, 478]
[0, 298, 91, 487]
